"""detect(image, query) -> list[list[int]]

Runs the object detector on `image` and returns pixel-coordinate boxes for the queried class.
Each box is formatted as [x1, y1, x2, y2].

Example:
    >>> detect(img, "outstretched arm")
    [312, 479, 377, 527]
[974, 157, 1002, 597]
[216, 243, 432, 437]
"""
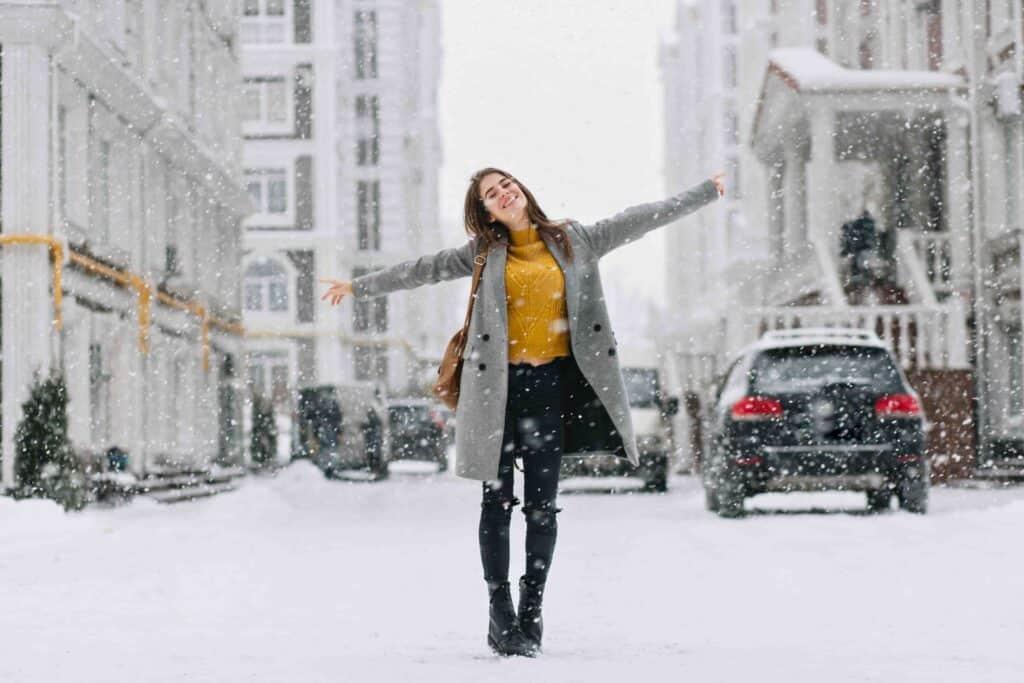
[578, 175, 724, 258]
[320, 241, 476, 306]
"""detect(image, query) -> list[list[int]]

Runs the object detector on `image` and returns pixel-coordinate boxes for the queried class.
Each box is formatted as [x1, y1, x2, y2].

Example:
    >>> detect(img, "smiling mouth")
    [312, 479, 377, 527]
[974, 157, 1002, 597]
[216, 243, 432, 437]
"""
[501, 195, 517, 209]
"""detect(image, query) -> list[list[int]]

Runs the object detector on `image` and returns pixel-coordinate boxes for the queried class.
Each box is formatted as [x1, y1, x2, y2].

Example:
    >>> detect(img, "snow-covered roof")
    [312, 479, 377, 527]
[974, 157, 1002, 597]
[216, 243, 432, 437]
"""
[768, 47, 965, 93]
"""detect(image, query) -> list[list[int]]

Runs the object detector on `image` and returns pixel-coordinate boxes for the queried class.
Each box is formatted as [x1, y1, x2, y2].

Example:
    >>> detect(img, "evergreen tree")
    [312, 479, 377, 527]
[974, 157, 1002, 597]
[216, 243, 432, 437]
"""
[250, 394, 278, 469]
[14, 373, 87, 510]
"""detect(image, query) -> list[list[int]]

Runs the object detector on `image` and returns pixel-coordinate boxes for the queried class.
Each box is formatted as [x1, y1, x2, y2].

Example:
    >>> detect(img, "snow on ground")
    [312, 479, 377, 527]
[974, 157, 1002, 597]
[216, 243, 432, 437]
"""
[2, 462, 1023, 683]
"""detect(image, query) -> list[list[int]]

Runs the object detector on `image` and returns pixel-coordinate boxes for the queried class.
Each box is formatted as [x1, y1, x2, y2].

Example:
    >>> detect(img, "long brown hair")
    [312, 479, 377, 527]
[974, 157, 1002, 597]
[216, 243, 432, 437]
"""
[463, 167, 573, 260]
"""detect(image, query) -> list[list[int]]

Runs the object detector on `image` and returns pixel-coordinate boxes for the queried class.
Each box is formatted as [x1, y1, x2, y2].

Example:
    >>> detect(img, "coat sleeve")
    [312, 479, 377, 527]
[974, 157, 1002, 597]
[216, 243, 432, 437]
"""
[576, 179, 720, 258]
[351, 241, 476, 299]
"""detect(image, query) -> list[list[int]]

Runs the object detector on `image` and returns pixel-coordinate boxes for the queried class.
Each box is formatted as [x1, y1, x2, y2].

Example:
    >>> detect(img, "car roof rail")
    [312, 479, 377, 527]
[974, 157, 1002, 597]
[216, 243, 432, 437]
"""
[760, 327, 883, 344]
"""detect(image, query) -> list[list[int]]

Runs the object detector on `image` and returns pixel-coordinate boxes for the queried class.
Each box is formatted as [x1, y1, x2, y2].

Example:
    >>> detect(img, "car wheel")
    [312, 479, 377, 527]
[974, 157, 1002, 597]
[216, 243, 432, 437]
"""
[704, 488, 720, 512]
[716, 483, 745, 518]
[897, 477, 928, 514]
[866, 489, 892, 512]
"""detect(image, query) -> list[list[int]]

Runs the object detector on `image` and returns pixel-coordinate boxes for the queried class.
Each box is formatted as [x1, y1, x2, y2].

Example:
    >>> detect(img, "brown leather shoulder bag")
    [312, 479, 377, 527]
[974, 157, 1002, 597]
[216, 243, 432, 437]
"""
[433, 246, 488, 410]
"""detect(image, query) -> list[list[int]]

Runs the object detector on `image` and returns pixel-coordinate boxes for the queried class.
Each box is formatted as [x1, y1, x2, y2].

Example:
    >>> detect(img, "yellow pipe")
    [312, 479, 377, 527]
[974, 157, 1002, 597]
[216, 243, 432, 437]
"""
[3, 233, 244, 369]
[0, 234, 64, 331]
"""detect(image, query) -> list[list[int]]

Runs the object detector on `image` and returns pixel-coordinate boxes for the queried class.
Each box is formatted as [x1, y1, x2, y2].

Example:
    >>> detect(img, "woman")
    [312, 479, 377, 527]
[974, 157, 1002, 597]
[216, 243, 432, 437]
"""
[321, 168, 724, 657]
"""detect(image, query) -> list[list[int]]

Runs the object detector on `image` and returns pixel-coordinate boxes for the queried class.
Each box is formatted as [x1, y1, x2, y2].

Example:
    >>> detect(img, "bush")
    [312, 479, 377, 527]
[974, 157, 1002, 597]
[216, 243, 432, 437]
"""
[13, 373, 88, 511]
[250, 394, 278, 469]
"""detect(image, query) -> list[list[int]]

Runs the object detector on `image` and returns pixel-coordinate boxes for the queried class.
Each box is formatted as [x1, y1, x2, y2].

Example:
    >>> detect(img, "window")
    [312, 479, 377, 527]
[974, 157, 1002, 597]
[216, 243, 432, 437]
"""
[89, 342, 110, 445]
[723, 45, 737, 88]
[354, 344, 388, 382]
[725, 154, 740, 198]
[165, 179, 181, 275]
[724, 109, 739, 146]
[355, 10, 378, 79]
[246, 169, 288, 214]
[357, 180, 381, 250]
[722, 1, 737, 34]
[244, 258, 290, 312]
[241, 0, 288, 43]
[58, 106, 68, 220]
[244, 0, 284, 17]
[356, 95, 380, 165]
[94, 140, 111, 243]
[353, 267, 388, 333]
[242, 77, 289, 126]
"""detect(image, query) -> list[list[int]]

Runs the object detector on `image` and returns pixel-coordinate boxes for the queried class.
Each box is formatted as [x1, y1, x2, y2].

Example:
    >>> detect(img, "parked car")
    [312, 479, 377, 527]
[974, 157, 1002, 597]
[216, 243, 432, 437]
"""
[561, 351, 679, 492]
[293, 384, 390, 480]
[387, 398, 449, 471]
[703, 328, 928, 517]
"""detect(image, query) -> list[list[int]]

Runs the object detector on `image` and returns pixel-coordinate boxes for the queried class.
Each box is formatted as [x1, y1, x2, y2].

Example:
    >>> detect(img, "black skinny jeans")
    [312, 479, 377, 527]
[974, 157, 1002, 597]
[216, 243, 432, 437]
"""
[479, 358, 566, 586]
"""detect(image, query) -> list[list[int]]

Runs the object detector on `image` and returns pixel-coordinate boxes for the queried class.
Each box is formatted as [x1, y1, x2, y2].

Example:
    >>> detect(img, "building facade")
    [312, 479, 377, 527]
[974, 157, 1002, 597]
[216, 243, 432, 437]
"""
[239, 0, 443, 408]
[661, 0, 1024, 472]
[0, 0, 250, 486]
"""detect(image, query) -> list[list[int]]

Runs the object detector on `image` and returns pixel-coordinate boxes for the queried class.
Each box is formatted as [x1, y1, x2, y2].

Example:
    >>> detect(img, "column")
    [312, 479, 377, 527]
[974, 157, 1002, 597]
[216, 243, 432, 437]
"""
[944, 111, 973, 295]
[1, 44, 54, 487]
[803, 101, 846, 305]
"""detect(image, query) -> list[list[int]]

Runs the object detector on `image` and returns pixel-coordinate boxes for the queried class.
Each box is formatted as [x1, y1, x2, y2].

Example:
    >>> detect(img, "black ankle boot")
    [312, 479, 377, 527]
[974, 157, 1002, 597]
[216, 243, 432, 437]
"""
[517, 576, 545, 649]
[487, 581, 537, 657]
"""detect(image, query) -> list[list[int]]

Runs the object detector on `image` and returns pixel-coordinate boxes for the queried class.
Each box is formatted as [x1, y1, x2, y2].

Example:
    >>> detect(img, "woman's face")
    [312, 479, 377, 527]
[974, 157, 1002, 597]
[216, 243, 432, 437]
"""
[479, 172, 528, 225]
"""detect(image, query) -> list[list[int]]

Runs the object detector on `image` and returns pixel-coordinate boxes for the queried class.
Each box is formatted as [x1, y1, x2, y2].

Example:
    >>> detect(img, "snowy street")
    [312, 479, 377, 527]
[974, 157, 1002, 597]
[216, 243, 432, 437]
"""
[3, 462, 1023, 683]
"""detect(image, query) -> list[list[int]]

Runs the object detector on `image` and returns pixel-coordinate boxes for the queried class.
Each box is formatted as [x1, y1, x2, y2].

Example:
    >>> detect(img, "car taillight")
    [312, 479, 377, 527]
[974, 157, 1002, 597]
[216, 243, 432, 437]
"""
[731, 396, 784, 421]
[875, 394, 921, 418]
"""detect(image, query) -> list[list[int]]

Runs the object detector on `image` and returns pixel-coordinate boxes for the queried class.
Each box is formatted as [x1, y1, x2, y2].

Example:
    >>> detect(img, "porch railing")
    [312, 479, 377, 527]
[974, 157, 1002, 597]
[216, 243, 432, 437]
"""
[725, 300, 969, 370]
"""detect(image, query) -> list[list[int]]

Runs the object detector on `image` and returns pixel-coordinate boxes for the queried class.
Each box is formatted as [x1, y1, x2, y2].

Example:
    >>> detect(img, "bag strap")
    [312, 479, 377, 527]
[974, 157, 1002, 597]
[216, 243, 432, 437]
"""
[460, 244, 488, 334]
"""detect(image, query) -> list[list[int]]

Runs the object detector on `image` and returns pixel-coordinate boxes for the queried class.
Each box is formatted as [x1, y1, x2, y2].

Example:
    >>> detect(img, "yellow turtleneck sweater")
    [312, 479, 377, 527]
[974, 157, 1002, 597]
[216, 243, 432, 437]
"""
[505, 226, 571, 365]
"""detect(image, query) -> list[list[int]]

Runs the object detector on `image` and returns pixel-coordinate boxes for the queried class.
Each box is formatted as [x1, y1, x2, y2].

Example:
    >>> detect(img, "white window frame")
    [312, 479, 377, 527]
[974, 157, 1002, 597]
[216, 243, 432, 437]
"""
[245, 167, 293, 225]
[240, 0, 291, 44]
[242, 75, 293, 136]
[242, 256, 296, 320]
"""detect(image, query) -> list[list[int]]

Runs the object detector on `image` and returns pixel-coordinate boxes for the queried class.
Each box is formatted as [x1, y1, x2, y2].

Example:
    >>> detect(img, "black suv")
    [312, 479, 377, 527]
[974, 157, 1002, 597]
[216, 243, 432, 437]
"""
[703, 329, 928, 517]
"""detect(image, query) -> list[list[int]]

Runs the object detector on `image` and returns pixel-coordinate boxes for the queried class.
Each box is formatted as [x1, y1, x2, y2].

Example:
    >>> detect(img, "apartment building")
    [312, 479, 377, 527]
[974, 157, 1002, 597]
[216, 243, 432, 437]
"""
[0, 0, 250, 486]
[239, 0, 443, 405]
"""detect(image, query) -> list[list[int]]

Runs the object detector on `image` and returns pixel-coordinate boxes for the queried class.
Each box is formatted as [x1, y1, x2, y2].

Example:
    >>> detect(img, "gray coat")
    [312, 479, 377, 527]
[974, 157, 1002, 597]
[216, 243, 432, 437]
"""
[352, 179, 720, 480]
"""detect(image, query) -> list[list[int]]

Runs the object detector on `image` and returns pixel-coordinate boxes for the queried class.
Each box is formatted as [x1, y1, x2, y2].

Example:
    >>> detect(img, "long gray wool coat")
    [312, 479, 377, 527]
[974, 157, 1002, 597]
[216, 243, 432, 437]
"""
[352, 179, 720, 480]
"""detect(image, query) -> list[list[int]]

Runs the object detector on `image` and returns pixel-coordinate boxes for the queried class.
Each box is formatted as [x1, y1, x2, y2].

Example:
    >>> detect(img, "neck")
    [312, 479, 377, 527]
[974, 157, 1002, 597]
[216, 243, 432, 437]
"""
[506, 212, 532, 233]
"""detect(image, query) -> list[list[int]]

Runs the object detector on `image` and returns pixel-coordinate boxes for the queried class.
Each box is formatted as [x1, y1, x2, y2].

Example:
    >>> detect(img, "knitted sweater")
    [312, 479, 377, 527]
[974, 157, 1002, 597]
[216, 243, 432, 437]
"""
[505, 226, 570, 364]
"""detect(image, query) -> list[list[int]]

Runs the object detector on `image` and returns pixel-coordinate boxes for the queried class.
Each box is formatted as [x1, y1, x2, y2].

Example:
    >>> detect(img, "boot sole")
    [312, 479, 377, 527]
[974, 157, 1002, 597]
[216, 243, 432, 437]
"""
[487, 633, 539, 658]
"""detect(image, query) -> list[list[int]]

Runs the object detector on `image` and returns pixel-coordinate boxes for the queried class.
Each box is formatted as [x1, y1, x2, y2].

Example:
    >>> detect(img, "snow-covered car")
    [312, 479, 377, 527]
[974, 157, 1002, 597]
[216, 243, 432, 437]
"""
[293, 384, 390, 480]
[703, 328, 928, 517]
[386, 398, 448, 471]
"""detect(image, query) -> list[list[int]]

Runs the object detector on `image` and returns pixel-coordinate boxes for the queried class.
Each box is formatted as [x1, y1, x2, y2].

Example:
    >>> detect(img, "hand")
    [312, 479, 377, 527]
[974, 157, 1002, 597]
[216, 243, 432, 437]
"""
[711, 172, 726, 198]
[320, 278, 353, 306]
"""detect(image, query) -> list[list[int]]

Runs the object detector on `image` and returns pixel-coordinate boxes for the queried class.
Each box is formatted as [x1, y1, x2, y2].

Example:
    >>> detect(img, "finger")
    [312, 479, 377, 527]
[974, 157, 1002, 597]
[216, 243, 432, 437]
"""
[319, 278, 340, 285]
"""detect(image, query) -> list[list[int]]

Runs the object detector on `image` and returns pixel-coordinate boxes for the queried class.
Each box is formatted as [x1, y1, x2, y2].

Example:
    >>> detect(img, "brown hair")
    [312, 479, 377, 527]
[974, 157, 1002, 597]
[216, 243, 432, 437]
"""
[463, 167, 573, 260]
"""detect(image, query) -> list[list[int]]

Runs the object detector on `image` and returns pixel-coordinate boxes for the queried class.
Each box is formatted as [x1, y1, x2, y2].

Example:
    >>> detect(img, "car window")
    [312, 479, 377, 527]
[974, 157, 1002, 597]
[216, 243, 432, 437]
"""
[388, 405, 430, 426]
[750, 345, 903, 394]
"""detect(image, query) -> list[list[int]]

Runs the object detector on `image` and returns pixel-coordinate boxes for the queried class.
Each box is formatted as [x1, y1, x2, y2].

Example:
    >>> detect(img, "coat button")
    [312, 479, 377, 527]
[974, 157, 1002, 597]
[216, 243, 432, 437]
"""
[482, 334, 490, 341]
[593, 324, 602, 332]
[608, 348, 616, 357]
[478, 363, 487, 371]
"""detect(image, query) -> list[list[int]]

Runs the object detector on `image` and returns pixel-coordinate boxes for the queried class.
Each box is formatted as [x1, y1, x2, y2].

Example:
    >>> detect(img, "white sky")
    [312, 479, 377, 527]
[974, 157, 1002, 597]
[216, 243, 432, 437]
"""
[438, 0, 685, 332]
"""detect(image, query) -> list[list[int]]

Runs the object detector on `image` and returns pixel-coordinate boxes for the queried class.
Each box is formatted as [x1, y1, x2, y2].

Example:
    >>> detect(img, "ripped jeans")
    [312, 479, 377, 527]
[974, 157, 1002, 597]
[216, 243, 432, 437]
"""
[479, 358, 566, 586]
